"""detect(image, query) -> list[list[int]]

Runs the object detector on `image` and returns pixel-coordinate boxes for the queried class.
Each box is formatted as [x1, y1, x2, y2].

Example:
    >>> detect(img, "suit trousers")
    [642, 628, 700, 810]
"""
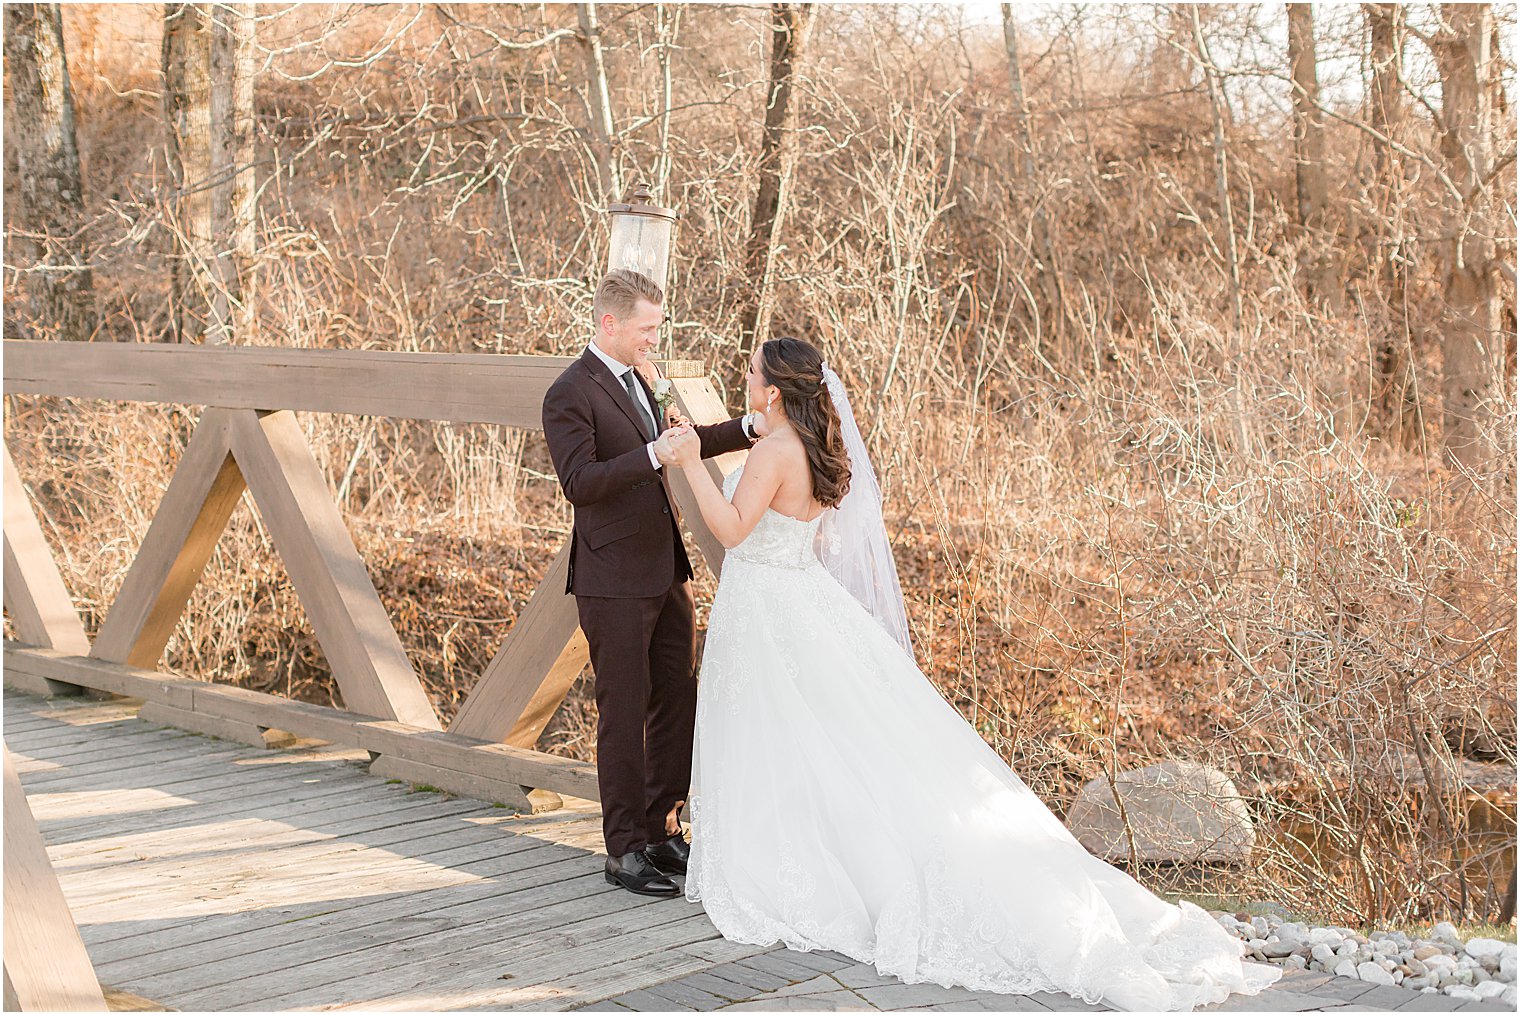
[575, 579, 697, 858]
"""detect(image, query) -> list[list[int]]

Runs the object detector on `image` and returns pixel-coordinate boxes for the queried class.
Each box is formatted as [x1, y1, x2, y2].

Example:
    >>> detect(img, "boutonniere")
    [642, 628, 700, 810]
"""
[652, 377, 675, 414]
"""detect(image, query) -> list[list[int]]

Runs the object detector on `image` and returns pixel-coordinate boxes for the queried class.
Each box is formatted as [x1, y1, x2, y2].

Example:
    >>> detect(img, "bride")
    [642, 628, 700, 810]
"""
[662, 337, 1281, 1013]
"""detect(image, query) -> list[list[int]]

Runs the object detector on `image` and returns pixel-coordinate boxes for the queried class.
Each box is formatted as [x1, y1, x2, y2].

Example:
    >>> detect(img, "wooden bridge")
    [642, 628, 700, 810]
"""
[3, 340, 1510, 1012]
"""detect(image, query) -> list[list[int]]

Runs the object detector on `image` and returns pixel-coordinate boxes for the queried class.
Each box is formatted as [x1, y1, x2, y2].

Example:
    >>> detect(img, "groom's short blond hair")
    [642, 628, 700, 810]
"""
[593, 269, 663, 326]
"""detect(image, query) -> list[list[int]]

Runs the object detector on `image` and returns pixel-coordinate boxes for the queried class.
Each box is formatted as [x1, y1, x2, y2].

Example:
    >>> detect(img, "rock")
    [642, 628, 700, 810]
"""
[1406, 957, 1429, 977]
[1432, 921, 1461, 945]
[1066, 761, 1255, 863]
[1357, 961, 1396, 986]
[1504, 984, 1518, 1007]
[1312, 943, 1337, 965]
[1372, 938, 1400, 956]
[1466, 937, 1508, 960]
[1473, 981, 1508, 1000]
[1424, 953, 1458, 971]
[1334, 959, 1358, 979]
[1445, 985, 1481, 1002]
[1233, 911, 1250, 922]
[1406, 975, 1431, 990]
[1287, 954, 1307, 969]
[1500, 953, 1515, 980]
[1413, 945, 1443, 960]
[1275, 924, 1305, 947]
[1251, 916, 1270, 938]
[1261, 937, 1295, 958]
[1309, 928, 1344, 946]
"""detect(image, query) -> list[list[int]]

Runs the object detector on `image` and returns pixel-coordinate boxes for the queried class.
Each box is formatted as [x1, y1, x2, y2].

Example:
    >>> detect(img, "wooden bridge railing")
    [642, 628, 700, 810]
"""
[2, 339, 748, 811]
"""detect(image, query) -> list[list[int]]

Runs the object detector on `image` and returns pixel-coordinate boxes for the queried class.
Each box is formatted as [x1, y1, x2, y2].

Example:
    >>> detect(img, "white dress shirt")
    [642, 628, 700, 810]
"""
[586, 341, 662, 470]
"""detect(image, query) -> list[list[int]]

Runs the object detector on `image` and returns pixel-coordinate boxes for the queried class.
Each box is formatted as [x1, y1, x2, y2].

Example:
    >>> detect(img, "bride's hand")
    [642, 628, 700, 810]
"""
[669, 424, 700, 466]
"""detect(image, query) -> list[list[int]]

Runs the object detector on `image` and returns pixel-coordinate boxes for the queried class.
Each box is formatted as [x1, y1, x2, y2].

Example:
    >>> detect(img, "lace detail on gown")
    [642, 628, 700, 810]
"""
[685, 466, 1281, 1012]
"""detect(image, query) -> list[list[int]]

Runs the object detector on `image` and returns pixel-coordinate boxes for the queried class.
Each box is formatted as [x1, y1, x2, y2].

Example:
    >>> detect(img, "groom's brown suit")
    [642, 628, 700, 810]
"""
[542, 348, 750, 857]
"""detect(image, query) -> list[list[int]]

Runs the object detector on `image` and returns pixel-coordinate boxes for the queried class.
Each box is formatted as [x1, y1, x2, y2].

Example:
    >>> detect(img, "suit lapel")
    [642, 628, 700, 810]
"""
[578, 349, 680, 519]
[582, 348, 653, 441]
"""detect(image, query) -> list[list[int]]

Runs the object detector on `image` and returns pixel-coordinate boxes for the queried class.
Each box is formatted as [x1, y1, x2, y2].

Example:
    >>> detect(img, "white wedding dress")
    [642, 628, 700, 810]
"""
[684, 466, 1282, 1012]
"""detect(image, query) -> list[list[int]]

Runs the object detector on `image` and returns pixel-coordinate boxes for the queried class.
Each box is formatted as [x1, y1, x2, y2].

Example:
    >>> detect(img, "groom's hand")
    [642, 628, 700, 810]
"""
[653, 425, 686, 467]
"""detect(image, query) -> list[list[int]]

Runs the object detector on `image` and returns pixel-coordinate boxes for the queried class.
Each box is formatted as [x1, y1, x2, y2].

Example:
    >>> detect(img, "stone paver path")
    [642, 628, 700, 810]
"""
[579, 957, 1514, 1012]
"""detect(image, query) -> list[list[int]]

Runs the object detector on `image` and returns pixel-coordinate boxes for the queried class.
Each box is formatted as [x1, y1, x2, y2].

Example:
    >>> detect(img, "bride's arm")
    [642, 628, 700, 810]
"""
[672, 431, 782, 549]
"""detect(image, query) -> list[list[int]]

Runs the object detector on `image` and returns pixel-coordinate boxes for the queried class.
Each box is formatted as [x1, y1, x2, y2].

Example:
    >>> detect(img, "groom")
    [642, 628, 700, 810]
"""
[541, 268, 762, 898]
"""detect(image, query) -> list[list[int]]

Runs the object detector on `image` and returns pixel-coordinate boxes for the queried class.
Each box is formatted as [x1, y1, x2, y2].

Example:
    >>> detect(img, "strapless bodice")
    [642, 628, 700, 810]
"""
[721, 466, 827, 571]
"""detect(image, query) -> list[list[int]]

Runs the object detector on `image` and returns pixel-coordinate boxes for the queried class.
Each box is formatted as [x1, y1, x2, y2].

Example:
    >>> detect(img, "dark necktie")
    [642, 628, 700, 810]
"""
[621, 369, 657, 441]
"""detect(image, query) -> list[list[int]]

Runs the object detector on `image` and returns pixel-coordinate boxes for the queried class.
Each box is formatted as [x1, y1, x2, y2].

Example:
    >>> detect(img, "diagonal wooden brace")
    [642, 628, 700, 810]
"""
[228, 409, 440, 730]
[3, 441, 91, 696]
[91, 409, 245, 670]
[449, 541, 587, 748]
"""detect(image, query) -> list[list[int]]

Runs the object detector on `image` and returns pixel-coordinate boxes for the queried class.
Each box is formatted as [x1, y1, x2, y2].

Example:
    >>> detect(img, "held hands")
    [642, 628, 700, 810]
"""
[655, 423, 700, 468]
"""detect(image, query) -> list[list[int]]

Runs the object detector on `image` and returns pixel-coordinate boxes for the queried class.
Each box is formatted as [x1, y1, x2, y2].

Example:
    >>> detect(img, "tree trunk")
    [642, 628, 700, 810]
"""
[1189, 10, 1243, 341]
[737, 3, 813, 349]
[4, 2, 97, 341]
[1365, 3, 1422, 446]
[1287, 3, 1339, 310]
[163, 2, 217, 342]
[576, 3, 620, 207]
[163, 2, 256, 344]
[1431, 3, 1503, 471]
[213, 3, 257, 341]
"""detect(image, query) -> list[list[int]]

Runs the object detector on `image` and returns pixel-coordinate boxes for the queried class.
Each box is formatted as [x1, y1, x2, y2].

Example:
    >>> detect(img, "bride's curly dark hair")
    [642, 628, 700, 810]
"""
[759, 336, 852, 508]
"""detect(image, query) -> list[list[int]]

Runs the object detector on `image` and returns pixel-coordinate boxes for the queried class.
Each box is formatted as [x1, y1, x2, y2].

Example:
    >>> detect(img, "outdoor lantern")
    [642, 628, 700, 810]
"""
[607, 183, 677, 293]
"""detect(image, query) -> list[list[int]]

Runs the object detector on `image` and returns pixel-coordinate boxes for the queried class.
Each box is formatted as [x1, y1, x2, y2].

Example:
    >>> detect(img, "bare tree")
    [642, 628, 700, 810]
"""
[163, 2, 258, 344]
[1288, 3, 1339, 309]
[4, 2, 97, 341]
[577, 3, 621, 206]
[212, 3, 258, 341]
[737, 3, 814, 348]
[163, 2, 217, 342]
[1429, 3, 1506, 470]
[1364, 3, 1422, 445]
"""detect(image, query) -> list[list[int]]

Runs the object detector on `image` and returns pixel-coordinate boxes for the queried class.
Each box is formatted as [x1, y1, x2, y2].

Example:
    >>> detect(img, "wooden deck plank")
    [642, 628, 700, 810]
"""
[233, 901, 721, 1011]
[53, 795, 498, 872]
[56, 793, 502, 907]
[2, 722, 165, 755]
[494, 939, 772, 1012]
[71, 815, 603, 937]
[129, 866, 633, 1002]
[89, 827, 600, 979]
[87, 838, 602, 973]
[30, 764, 378, 845]
[16, 731, 258, 778]
[23, 751, 371, 820]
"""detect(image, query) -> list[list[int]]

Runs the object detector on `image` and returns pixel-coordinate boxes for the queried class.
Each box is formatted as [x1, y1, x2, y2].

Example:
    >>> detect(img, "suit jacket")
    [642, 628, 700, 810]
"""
[542, 348, 751, 598]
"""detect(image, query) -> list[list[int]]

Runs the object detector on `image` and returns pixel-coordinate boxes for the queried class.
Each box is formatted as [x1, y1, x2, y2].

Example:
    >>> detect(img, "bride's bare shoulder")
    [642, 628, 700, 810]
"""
[751, 431, 809, 478]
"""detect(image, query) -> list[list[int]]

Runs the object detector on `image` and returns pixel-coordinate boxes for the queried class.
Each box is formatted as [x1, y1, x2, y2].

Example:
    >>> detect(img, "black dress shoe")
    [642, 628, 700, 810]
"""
[604, 850, 681, 897]
[645, 831, 691, 875]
